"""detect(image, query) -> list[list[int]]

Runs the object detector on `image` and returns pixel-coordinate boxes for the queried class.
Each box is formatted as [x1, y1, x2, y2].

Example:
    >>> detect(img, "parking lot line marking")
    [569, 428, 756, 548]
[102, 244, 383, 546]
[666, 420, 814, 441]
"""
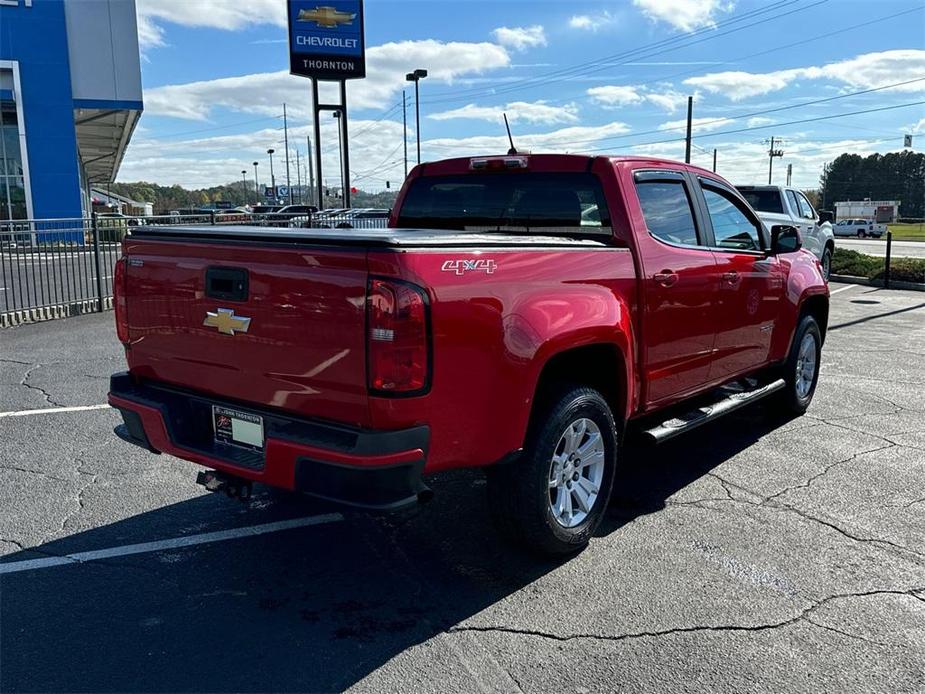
[829, 284, 857, 295]
[0, 514, 344, 575]
[0, 404, 111, 419]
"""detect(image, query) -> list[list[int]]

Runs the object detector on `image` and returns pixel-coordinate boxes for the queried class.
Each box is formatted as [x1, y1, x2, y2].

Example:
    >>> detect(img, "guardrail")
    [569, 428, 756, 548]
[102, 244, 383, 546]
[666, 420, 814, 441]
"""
[1, 210, 389, 327]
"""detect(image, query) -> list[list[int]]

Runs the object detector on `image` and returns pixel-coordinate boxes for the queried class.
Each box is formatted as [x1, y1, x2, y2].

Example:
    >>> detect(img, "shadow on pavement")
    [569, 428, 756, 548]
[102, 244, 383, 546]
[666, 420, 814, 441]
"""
[1, 406, 792, 693]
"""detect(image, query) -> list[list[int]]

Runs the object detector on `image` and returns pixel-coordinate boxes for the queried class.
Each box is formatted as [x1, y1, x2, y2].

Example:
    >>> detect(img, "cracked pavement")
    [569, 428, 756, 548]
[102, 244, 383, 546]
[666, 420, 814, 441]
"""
[1, 283, 924, 693]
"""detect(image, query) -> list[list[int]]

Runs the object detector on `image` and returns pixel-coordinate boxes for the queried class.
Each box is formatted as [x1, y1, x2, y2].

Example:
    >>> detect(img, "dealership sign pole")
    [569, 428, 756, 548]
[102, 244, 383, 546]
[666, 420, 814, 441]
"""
[288, 0, 365, 210]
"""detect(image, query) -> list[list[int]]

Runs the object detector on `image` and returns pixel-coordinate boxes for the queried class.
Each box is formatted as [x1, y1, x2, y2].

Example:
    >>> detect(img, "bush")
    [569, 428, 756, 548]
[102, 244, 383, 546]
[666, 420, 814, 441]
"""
[832, 248, 925, 284]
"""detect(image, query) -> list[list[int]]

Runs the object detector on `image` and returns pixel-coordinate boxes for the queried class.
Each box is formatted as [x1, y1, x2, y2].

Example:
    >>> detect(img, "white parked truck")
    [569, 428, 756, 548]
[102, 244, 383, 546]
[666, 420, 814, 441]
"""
[736, 185, 835, 280]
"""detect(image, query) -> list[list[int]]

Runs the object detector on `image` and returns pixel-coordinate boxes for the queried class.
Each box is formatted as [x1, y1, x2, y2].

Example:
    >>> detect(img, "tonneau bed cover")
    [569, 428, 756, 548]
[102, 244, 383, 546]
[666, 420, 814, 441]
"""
[128, 225, 610, 248]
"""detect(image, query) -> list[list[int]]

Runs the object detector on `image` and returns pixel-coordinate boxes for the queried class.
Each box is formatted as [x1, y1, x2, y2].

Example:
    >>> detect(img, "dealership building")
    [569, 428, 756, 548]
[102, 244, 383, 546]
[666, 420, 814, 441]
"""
[0, 0, 143, 220]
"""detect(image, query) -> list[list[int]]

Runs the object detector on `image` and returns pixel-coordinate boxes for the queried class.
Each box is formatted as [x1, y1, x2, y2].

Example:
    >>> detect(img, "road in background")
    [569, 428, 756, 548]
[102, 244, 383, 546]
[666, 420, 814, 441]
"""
[837, 238, 925, 258]
[2, 285, 924, 692]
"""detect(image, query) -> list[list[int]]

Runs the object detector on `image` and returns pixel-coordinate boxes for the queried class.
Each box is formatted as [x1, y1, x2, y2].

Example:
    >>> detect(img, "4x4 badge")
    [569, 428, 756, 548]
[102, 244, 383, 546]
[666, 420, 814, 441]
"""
[441, 259, 497, 275]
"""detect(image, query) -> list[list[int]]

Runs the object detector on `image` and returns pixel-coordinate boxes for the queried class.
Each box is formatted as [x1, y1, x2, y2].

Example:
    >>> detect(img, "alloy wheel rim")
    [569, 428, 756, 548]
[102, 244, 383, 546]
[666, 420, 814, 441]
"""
[795, 332, 817, 400]
[548, 418, 606, 528]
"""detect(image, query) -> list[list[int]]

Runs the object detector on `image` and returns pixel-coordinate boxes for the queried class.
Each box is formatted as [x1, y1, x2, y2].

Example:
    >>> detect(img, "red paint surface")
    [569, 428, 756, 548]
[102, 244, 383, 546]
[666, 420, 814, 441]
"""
[114, 154, 827, 480]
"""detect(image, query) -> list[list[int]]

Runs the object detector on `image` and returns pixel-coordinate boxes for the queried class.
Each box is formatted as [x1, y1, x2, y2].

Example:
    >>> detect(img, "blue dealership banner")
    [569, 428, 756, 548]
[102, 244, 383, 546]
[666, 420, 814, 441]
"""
[287, 0, 365, 80]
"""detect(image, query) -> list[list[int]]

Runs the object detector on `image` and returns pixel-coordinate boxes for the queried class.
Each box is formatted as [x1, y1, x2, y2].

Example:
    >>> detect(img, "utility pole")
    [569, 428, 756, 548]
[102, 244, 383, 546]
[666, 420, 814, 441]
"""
[402, 90, 408, 178]
[283, 103, 292, 205]
[295, 149, 302, 203]
[306, 135, 315, 207]
[766, 136, 784, 185]
[684, 95, 693, 164]
[786, 163, 793, 186]
[712, 148, 717, 173]
[334, 111, 346, 204]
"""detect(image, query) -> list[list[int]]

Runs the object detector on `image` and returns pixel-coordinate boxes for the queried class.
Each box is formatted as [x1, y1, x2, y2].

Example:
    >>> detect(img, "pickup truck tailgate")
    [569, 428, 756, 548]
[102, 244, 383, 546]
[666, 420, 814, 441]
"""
[122, 237, 370, 427]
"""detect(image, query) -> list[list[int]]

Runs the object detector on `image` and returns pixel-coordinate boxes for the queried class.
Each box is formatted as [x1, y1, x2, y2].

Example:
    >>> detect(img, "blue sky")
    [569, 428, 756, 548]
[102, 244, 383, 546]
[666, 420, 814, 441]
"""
[121, 0, 925, 191]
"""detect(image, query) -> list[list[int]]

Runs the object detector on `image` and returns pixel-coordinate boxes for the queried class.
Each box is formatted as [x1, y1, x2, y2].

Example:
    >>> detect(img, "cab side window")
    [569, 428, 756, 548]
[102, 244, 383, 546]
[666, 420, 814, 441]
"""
[795, 191, 816, 220]
[702, 185, 763, 252]
[635, 179, 700, 246]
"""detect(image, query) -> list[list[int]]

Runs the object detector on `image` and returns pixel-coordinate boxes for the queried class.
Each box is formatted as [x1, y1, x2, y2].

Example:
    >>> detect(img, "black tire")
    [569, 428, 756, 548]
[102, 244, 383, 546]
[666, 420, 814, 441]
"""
[486, 386, 618, 555]
[777, 315, 822, 415]
[820, 246, 832, 281]
[857, 230, 866, 239]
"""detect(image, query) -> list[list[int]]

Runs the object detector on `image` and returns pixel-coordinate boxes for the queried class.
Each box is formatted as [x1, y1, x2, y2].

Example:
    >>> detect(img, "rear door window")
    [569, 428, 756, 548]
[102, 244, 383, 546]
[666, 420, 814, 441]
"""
[634, 179, 701, 246]
[396, 172, 611, 235]
[738, 189, 784, 214]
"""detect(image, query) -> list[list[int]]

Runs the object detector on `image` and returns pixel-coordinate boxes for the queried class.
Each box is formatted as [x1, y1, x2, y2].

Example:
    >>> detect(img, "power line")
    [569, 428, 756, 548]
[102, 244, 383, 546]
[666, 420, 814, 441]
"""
[579, 100, 925, 154]
[423, 0, 823, 106]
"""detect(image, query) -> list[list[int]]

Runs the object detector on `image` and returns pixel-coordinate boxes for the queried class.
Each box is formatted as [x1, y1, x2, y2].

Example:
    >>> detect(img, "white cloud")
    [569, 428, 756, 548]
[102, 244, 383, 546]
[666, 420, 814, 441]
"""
[645, 89, 690, 113]
[587, 86, 644, 108]
[136, 0, 286, 46]
[658, 116, 734, 133]
[587, 86, 690, 113]
[912, 118, 925, 134]
[747, 116, 775, 128]
[429, 101, 579, 125]
[424, 121, 632, 158]
[633, 0, 734, 32]
[491, 25, 547, 52]
[568, 11, 615, 31]
[144, 40, 511, 120]
[684, 50, 925, 101]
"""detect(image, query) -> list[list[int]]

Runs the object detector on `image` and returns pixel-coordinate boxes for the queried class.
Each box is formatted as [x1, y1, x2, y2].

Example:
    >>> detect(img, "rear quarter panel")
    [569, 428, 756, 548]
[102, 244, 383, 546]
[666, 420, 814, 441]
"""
[368, 248, 638, 472]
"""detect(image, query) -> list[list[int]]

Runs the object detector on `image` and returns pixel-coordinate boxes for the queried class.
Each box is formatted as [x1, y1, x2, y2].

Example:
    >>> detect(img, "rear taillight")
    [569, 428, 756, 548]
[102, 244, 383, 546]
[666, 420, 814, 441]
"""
[114, 257, 129, 344]
[367, 278, 429, 394]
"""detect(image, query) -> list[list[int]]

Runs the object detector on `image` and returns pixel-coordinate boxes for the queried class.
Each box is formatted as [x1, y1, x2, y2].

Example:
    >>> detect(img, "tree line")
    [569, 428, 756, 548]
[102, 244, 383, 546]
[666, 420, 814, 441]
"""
[819, 150, 924, 218]
[109, 181, 398, 214]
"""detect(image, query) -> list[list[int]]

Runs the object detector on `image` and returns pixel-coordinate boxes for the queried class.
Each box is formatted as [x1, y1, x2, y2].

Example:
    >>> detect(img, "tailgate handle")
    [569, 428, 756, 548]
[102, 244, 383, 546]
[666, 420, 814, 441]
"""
[206, 267, 249, 301]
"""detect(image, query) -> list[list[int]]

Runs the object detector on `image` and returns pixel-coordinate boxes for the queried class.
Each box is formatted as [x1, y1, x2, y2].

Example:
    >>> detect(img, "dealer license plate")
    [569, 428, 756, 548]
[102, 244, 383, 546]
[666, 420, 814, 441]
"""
[212, 406, 264, 451]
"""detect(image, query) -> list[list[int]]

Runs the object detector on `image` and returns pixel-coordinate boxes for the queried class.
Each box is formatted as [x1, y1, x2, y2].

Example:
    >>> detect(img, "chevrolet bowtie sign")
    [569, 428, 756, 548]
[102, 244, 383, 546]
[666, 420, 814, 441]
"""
[288, 1, 366, 80]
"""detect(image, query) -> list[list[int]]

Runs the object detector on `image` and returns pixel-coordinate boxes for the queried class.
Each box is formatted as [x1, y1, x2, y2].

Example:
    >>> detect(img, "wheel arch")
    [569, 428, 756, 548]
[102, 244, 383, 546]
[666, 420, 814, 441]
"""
[527, 342, 631, 442]
[799, 293, 830, 345]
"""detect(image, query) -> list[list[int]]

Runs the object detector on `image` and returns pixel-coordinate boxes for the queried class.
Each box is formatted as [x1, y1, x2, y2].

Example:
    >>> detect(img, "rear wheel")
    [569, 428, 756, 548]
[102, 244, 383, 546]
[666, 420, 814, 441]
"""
[487, 386, 618, 555]
[776, 315, 822, 415]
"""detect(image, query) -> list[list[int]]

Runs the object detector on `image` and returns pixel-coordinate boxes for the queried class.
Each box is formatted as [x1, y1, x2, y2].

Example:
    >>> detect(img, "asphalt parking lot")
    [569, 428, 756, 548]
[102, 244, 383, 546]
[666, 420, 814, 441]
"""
[1, 283, 923, 693]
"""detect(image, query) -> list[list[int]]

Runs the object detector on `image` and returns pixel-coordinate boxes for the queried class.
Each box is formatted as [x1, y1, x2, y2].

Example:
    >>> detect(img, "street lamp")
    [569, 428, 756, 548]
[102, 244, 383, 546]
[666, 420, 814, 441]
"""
[241, 170, 248, 206]
[252, 161, 259, 203]
[333, 111, 346, 202]
[267, 148, 276, 200]
[405, 69, 427, 165]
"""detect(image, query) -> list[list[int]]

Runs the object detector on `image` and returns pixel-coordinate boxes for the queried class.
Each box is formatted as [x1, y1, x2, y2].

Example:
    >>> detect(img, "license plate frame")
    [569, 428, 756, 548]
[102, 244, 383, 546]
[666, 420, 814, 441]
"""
[212, 405, 265, 451]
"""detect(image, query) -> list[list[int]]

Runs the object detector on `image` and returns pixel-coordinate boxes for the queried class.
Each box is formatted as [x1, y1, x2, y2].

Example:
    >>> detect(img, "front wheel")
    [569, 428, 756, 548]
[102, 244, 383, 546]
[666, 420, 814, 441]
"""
[776, 315, 822, 415]
[820, 247, 832, 281]
[486, 386, 618, 555]
[857, 230, 867, 238]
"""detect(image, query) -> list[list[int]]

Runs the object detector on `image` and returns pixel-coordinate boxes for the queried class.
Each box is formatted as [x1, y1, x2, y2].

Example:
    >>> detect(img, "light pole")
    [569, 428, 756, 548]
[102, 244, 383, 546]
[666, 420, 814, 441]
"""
[267, 148, 276, 201]
[253, 161, 259, 203]
[405, 69, 427, 165]
[241, 170, 248, 206]
[333, 111, 346, 204]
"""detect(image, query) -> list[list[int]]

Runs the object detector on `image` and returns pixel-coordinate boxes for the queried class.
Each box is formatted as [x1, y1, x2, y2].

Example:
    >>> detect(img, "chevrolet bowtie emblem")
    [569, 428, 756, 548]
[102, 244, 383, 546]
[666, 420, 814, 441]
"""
[203, 308, 251, 336]
[297, 6, 356, 28]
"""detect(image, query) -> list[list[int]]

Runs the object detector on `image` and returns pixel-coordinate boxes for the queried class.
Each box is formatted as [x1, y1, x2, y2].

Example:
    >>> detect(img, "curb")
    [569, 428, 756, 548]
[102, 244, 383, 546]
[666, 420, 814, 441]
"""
[1, 297, 113, 329]
[830, 274, 925, 292]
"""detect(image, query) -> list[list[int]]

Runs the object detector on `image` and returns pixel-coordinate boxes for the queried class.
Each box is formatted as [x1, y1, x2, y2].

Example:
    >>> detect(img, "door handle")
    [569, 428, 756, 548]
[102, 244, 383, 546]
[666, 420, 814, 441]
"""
[722, 271, 739, 284]
[653, 271, 679, 287]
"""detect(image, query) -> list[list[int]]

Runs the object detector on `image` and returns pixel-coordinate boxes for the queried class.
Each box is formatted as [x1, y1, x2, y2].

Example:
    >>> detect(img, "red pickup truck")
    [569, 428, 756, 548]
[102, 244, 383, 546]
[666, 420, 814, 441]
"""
[109, 154, 828, 554]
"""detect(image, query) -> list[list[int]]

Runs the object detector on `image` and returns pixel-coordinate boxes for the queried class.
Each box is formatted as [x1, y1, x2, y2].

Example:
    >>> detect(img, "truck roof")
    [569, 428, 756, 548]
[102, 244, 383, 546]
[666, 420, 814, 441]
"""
[413, 153, 722, 179]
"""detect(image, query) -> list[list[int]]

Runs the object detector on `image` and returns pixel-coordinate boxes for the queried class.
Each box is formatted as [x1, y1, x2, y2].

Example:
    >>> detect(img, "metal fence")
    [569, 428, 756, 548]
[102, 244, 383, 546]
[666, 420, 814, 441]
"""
[0, 210, 389, 327]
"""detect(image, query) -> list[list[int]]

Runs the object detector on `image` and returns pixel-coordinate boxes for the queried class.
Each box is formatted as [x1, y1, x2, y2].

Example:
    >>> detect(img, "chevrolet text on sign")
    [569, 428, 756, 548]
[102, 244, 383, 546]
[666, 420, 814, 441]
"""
[287, 1, 366, 80]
